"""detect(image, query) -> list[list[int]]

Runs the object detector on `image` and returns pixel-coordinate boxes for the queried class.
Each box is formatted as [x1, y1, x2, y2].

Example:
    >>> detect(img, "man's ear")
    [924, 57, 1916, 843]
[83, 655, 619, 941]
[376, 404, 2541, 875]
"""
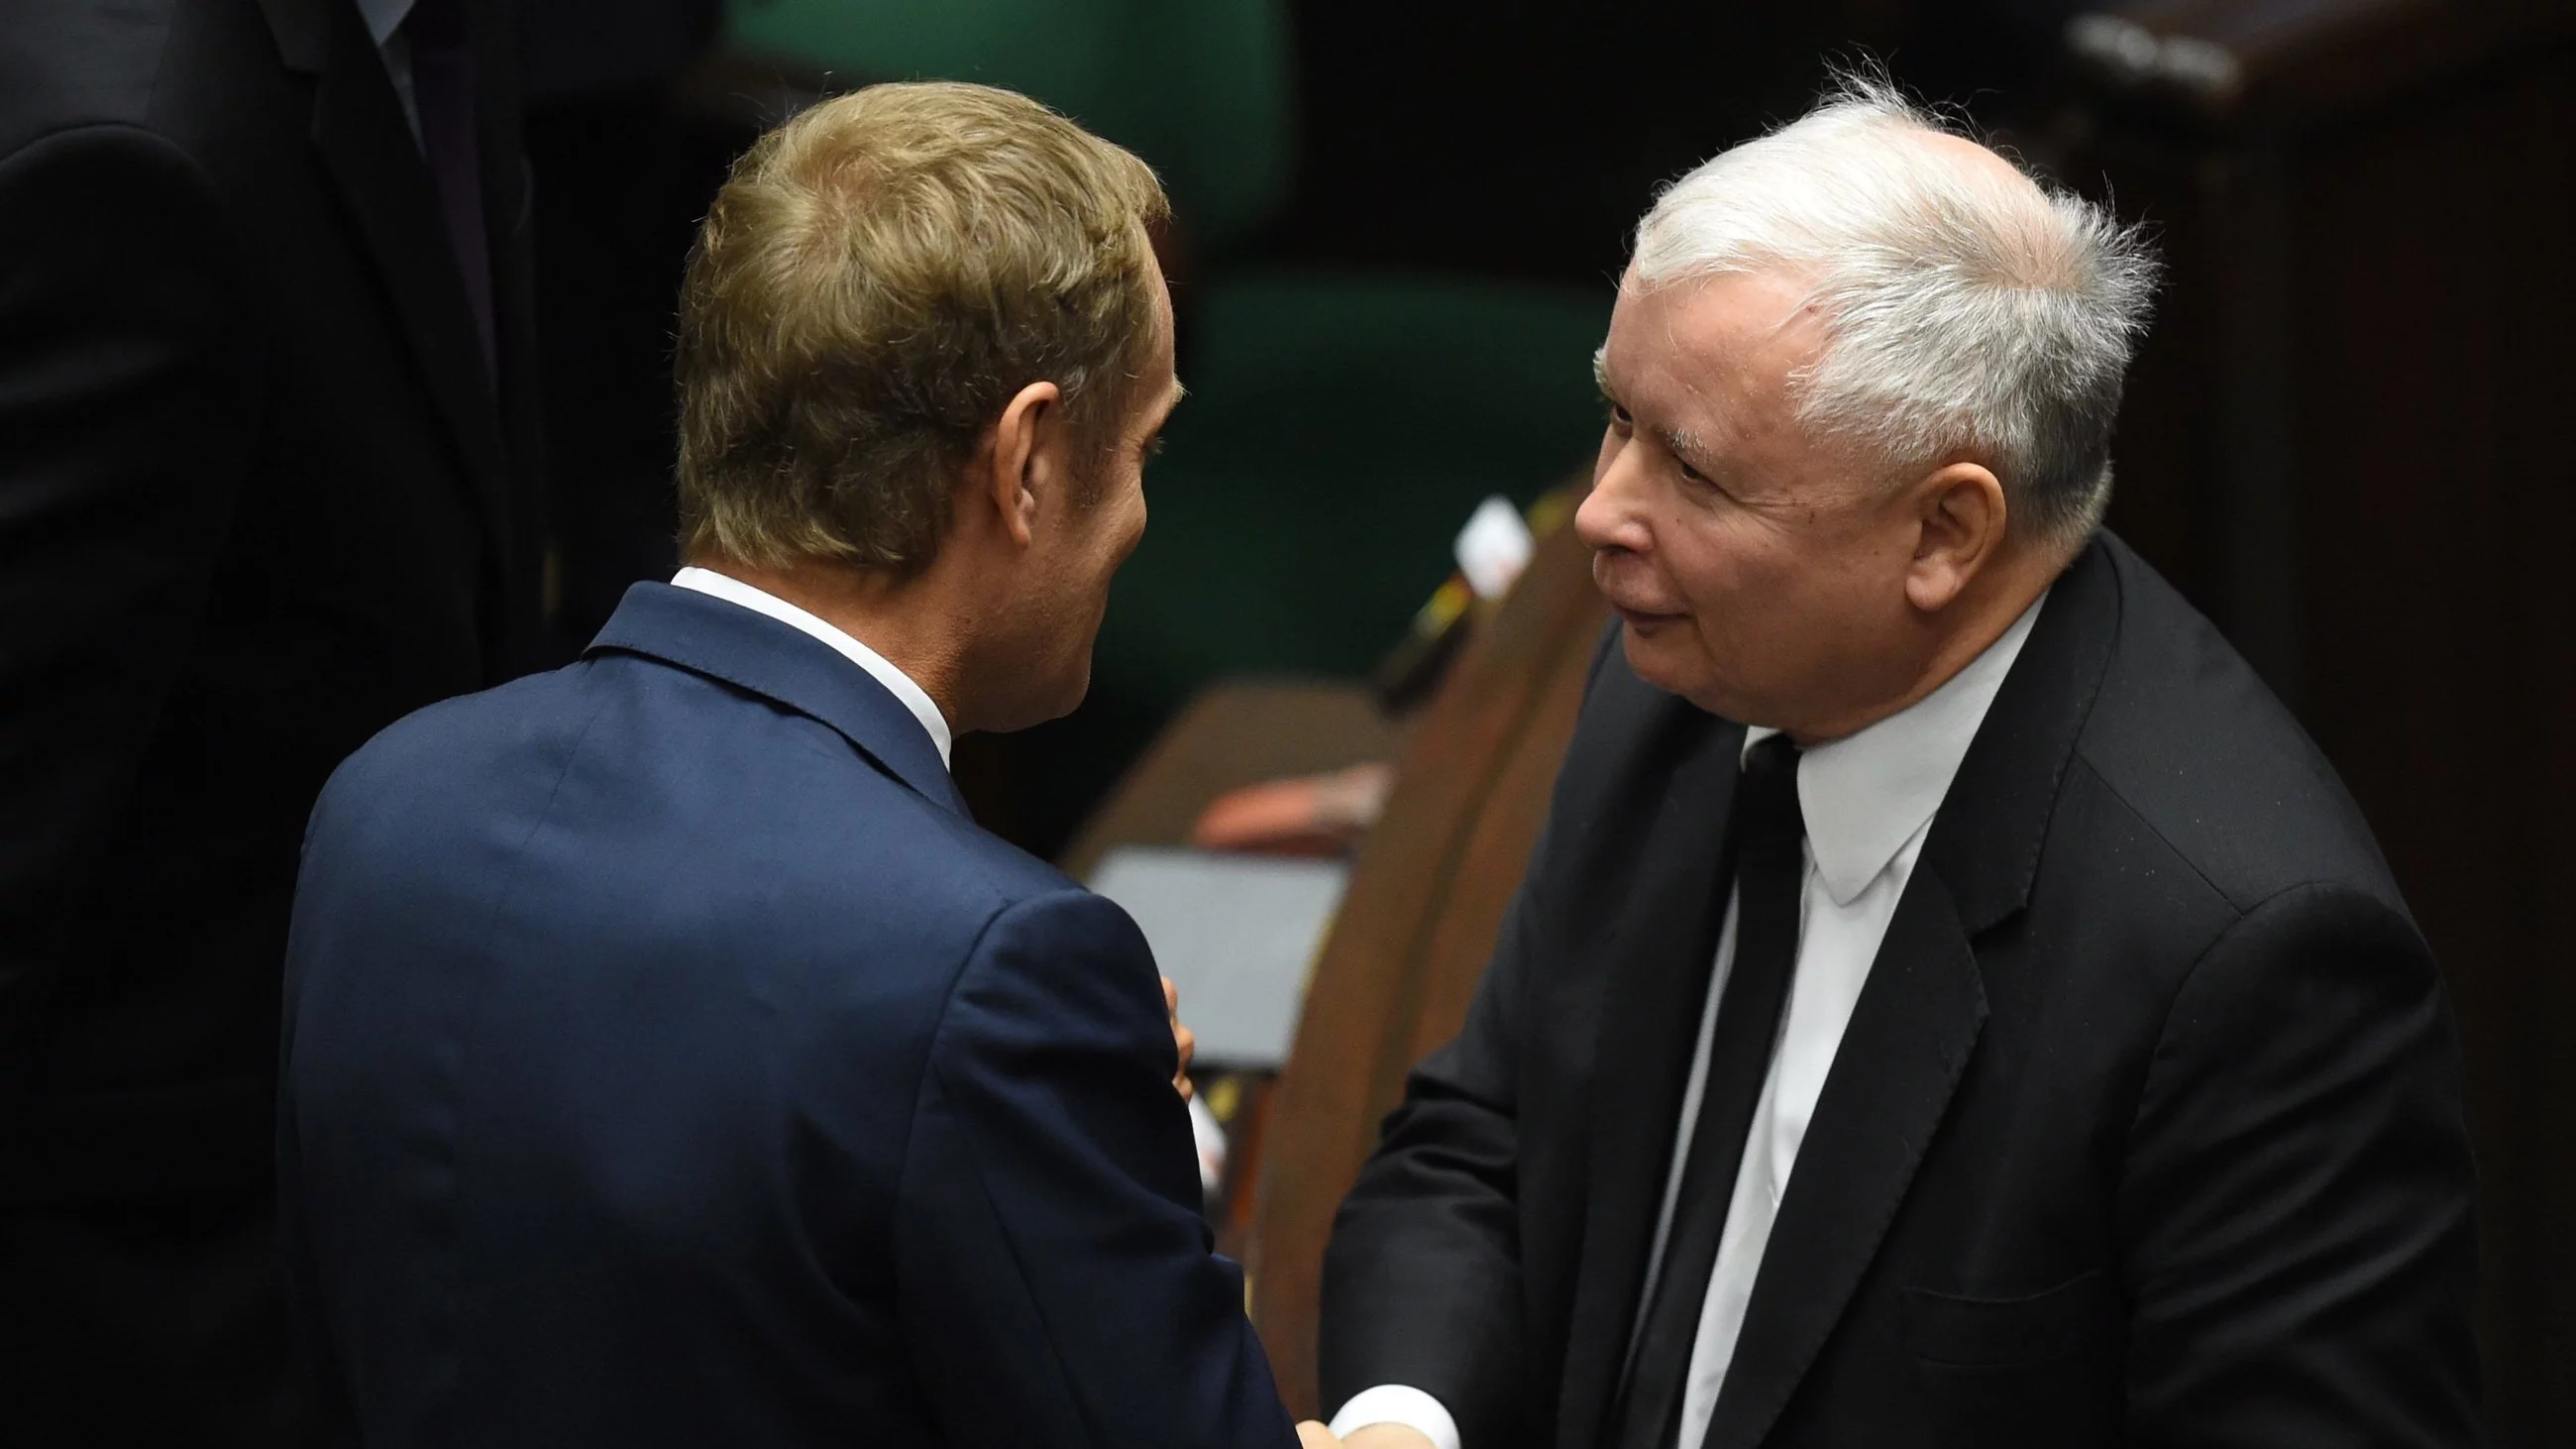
[1904, 461, 2008, 613]
[981, 380, 1065, 550]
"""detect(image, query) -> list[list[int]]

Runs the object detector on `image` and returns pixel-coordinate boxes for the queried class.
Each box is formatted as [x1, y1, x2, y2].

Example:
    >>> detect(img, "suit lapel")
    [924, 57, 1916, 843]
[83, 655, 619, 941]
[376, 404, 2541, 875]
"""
[1556, 710, 1745, 1449]
[1696, 540, 2125, 1448]
[1696, 870, 1985, 1449]
[459, 0, 547, 666]
[1920, 540, 2124, 939]
[280, 0, 516, 560]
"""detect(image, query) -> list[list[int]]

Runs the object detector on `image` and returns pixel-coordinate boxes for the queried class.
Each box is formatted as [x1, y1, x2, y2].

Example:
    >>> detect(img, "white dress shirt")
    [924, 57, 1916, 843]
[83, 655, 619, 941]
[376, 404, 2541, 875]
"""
[670, 567, 954, 769]
[1331, 594, 2046, 1449]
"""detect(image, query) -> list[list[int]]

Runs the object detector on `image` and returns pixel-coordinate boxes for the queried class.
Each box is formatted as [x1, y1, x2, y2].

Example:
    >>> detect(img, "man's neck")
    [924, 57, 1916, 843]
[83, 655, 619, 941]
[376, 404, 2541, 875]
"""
[687, 555, 972, 731]
[1788, 551, 2059, 747]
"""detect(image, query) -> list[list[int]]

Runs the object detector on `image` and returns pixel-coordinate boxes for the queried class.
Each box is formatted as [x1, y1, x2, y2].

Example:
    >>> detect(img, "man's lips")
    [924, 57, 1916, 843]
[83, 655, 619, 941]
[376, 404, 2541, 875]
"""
[1611, 603, 1687, 627]
[1597, 584, 1687, 624]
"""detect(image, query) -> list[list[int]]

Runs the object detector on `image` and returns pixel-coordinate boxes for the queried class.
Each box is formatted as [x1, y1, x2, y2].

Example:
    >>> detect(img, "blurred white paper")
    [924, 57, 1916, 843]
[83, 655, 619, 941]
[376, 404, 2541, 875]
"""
[1188, 1093, 1227, 1195]
[1087, 846, 1348, 1068]
[1454, 494, 1535, 600]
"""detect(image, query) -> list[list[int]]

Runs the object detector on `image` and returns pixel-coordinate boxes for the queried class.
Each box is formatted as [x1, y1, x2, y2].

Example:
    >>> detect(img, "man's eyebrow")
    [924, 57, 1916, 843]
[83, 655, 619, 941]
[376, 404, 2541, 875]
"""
[1593, 346, 1713, 471]
[1658, 422, 1715, 475]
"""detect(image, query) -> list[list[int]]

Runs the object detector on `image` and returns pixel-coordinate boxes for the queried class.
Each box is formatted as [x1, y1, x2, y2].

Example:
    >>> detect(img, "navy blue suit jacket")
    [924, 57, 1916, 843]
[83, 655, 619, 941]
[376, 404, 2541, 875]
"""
[280, 583, 1298, 1449]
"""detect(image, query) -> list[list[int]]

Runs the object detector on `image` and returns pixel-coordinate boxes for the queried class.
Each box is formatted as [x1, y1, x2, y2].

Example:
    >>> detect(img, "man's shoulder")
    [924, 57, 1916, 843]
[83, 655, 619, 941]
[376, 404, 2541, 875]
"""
[296, 652, 1115, 1066]
[0, 0, 258, 154]
[321, 660, 592, 809]
[2071, 540, 2404, 915]
[1, 1, 167, 137]
[330, 648, 1074, 933]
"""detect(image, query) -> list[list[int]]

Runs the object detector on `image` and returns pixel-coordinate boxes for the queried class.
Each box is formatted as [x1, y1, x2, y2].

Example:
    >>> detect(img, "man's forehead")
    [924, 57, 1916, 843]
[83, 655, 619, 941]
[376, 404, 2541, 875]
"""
[1631, 268, 1816, 336]
[1606, 272, 1822, 390]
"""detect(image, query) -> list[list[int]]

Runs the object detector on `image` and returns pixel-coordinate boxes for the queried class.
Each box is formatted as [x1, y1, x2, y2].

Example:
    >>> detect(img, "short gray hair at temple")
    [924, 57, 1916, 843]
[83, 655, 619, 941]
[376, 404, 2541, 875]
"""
[1630, 73, 2159, 551]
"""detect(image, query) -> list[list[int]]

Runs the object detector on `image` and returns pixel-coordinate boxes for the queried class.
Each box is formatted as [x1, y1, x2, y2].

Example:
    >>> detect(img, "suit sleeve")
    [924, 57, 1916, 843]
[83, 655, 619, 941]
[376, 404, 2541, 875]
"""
[1317, 837, 1537, 1448]
[1318, 624, 1626, 1447]
[2120, 882, 2481, 1447]
[896, 888, 1299, 1449]
[0, 124, 261, 1032]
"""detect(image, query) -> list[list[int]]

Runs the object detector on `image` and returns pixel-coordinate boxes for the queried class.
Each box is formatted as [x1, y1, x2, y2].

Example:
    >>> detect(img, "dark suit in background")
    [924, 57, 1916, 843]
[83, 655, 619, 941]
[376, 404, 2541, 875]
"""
[279, 583, 1298, 1449]
[0, 0, 542, 1439]
[514, 0, 729, 644]
[1323, 536, 2479, 1448]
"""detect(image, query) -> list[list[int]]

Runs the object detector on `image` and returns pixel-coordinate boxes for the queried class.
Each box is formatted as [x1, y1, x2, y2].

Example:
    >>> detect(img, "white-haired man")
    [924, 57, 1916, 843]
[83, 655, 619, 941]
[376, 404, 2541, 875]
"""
[1317, 81, 2478, 1449]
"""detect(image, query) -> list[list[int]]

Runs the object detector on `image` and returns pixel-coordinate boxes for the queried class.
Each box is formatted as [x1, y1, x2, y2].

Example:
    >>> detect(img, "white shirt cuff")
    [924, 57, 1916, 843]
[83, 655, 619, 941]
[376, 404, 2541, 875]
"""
[1327, 1385, 1462, 1449]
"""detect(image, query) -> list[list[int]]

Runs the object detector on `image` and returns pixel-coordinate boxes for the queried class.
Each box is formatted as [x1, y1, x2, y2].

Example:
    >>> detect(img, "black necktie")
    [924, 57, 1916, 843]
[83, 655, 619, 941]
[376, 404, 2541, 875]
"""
[1611, 732, 1806, 1449]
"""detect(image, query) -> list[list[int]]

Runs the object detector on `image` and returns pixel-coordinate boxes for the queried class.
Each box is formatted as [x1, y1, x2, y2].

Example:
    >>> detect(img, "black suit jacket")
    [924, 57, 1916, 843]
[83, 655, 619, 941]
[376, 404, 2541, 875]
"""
[0, 0, 541, 1438]
[1321, 535, 2479, 1449]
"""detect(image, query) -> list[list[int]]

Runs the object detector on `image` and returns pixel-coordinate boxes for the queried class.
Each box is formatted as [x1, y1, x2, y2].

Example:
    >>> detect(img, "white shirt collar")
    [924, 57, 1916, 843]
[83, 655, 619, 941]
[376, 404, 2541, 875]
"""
[354, 0, 416, 48]
[1744, 591, 2048, 907]
[668, 567, 955, 770]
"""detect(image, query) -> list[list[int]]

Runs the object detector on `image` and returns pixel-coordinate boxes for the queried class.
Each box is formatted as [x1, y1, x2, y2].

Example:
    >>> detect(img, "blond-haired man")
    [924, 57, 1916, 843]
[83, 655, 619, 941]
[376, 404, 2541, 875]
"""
[280, 83, 1324, 1449]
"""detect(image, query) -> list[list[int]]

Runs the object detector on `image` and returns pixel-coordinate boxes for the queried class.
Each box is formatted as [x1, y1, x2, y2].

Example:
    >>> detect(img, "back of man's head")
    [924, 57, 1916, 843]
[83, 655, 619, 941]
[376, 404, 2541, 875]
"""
[674, 82, 1169, 577]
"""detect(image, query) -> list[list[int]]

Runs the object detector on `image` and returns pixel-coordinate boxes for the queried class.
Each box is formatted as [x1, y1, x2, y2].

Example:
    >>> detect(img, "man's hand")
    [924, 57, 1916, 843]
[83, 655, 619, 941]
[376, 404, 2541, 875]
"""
[1162, 976, 1196, 1100]
[1341, 1425, 1436, 1449]
[1295, 1421, 1344, 1449]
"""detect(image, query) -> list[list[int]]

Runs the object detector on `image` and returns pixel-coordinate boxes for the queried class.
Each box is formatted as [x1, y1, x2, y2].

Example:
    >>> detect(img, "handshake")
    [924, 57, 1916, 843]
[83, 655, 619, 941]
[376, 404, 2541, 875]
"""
[1172, 982, 1429, 1449]
[1167, 972, 1433, 1449]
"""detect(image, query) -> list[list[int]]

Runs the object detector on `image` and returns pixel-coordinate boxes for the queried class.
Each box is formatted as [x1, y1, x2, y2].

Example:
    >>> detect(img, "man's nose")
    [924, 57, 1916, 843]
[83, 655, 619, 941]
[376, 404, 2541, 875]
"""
[1576, 444, 1652, 556]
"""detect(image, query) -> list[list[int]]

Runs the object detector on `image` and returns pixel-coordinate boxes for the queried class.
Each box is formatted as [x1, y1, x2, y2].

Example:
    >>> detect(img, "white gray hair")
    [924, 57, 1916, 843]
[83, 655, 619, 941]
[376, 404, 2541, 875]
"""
[1631, 75, 2159, 550]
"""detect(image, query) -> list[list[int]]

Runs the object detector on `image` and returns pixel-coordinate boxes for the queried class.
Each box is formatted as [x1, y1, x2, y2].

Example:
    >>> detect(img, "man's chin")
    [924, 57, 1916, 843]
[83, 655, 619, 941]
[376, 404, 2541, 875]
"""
[1619, 626, 1743, 717]
[1618, 617, 1695, 688]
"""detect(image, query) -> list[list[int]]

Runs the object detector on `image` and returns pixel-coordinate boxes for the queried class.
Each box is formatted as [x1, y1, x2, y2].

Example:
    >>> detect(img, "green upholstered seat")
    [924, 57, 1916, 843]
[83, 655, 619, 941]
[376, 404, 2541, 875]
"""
[1041, 270, 1605, 849]
[1107, 270, 1607, 692]
[723, 0, 1294, 250]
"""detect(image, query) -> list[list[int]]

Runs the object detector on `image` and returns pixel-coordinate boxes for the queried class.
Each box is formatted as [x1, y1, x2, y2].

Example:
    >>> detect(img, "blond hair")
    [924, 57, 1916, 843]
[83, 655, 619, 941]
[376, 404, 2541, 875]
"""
[674, 82, 1169, 573]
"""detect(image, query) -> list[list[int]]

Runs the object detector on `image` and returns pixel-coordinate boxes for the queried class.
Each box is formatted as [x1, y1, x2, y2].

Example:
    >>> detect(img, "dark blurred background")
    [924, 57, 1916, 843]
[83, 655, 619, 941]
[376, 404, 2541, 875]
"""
[513, 1, 2573, 1440]
[520, 0, 2090, 856]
